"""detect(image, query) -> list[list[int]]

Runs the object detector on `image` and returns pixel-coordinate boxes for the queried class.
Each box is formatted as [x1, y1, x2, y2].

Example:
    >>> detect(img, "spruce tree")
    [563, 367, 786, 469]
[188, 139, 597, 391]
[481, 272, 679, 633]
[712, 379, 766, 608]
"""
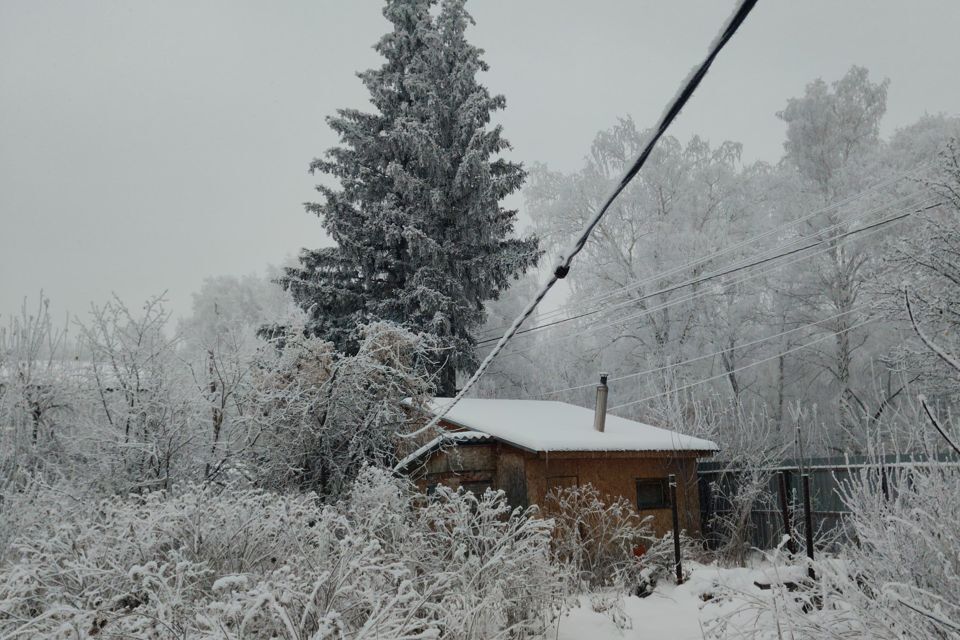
[281, 0, 539, 395]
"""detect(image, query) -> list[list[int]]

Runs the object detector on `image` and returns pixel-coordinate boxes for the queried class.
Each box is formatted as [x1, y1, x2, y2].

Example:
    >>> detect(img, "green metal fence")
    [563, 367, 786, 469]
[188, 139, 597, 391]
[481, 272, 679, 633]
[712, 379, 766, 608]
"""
[697, 452, 960, 550]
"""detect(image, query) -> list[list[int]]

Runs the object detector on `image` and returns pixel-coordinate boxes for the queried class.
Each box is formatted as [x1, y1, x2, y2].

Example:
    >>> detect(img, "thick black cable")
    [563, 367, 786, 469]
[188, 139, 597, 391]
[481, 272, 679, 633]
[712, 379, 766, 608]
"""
[551, 0, 759, 281]
[400, 0, 759, 441]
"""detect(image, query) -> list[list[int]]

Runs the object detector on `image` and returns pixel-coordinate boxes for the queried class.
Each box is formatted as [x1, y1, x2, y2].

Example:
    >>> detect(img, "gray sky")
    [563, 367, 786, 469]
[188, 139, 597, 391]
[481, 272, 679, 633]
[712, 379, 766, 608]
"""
[2, 1, 959, 323]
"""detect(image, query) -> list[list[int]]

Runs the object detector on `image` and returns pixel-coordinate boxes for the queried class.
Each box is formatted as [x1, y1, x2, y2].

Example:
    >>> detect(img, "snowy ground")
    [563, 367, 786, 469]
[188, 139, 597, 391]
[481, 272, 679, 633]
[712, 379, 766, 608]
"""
[556, 561, 807, 639]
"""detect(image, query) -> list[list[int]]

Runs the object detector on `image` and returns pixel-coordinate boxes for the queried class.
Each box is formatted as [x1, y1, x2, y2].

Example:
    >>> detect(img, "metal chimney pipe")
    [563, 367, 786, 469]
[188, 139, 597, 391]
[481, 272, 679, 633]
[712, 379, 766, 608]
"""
[594, 372, 609, 432]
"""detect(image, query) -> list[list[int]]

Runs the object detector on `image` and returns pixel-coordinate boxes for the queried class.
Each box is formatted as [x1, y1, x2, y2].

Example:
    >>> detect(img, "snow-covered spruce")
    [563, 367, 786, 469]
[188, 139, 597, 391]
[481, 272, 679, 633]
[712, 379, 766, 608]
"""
[279, 0, 539, 395]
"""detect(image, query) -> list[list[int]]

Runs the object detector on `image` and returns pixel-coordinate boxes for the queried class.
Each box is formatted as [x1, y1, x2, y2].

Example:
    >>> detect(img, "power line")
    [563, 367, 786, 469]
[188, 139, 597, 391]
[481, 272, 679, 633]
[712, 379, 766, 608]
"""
[479, 198, 940, 349]
[481, 191, 934, 345]
[558, 164, 934, 312]
[477, 187, 931, 343]
[607, 316, 879, 412]
[475, 163, 934, 340]
[402, 0, 760, 440]
[493, 198, 941, 358]
[538, 303, 877, 396]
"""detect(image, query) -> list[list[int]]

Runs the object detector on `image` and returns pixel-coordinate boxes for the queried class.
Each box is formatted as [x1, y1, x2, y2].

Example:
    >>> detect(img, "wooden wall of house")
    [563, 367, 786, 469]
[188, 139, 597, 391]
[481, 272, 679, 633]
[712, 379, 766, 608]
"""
[415, 443, 497, 493]
[412, 440, 705, 537]
[415, 442, 529, 509]
[523, 450, 703, 537]
[496, 447, 529, 508]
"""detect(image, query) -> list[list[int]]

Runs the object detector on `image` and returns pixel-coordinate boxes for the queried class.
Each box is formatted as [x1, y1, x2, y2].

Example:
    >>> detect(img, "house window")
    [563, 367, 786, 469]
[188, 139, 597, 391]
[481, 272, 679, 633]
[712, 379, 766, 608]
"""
[636, 478, 670, 510]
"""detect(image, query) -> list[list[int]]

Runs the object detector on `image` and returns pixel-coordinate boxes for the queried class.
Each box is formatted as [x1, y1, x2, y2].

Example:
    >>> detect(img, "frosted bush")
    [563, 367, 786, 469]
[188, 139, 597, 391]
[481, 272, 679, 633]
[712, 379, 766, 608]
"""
[705, 459, 960, 639]
[820, 462, 960, 639]
[638, 530, 701, 588]
[247, 322, 439, 496]
[0, 468, 564, 639]
[544, 483, 653, 591]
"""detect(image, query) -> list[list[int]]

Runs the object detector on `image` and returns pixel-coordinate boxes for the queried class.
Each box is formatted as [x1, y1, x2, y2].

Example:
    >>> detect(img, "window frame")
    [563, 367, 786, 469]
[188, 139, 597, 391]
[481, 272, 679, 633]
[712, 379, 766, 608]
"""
[635, 477, 671, 510]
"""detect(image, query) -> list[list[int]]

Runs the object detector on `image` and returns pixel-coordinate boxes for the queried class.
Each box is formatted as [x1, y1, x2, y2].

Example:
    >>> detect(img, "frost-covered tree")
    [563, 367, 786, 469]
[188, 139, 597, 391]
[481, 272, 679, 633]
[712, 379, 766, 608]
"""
[177, 271, 303, 481]
[776, 66, 892, 440]
[473, 272, 545, 397]
[778, 66, 889, 200]
[0, 295, 75, 484]
[883, 137, 960, 400]
[525, 117, 762, 417]
[180, 268, 296, 358]
[77, 295, 196, 492]
[280, 0, 538, 395]
[249, 321, 439, 496]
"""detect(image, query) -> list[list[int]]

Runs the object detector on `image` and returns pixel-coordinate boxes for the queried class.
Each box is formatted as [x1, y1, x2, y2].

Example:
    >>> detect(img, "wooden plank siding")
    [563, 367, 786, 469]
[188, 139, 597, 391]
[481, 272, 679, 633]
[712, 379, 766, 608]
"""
[414, 436, 706, 537]
[525, 450, 703, 536]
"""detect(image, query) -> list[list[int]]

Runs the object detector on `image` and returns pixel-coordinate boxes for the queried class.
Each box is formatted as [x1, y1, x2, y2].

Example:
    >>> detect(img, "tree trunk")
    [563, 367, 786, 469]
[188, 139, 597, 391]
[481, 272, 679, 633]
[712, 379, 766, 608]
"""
[776, 352, 786, 431]
[437, 364, 456, 397]
[205, 349, 224, 479]
[721, 338, 740, 400]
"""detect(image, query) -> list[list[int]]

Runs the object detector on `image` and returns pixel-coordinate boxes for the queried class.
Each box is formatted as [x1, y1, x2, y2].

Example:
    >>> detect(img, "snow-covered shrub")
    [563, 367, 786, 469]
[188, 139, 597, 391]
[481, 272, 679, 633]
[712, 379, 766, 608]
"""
[823, 461, 960, 638]
[544, 483, 652, 591]
[248, 322, 439, 496]
[707, 466, 778, 567]
[0, 296, 78, 486]
[0, 468, 563, 639]
[637, 530, 702, 590]
[0, 480, 318, 637]
[700, 403, 788, 567]
[705, 457, 960, 639]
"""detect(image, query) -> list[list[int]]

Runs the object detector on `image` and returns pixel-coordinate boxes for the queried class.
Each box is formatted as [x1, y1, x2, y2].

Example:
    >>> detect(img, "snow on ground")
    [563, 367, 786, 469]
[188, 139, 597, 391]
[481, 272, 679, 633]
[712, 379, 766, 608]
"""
[557, 585, 707, 640]
[555, 561, 806, 639]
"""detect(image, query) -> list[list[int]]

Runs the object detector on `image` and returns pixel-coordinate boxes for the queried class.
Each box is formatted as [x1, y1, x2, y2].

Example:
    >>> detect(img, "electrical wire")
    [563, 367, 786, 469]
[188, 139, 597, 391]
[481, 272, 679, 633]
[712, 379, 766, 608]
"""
[607, 315, 879, 412]
[491, 198, 942, 357]
[538, 302, 877, 396]
[400, 0, 760, 441]
[477, 191, 936, 346]
[479, 192, 932, 346]
[495, 205, 924, 358]
[474, 162, 934, 339]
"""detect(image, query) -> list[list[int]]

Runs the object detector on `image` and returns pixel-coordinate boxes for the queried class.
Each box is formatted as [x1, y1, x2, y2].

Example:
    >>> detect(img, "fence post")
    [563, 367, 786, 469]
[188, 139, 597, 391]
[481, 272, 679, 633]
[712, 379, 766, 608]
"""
[802, 473, 815, 581]
[669, 474, 683, 584]
[777, 471, 798, 555]
[880, 464, 890, 501]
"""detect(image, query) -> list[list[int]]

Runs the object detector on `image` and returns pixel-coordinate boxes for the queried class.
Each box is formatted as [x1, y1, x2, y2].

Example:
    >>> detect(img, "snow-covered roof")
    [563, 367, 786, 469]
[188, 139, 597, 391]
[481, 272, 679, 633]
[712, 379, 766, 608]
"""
[394, 429, 493, 473]
[406, 397, 718, 454]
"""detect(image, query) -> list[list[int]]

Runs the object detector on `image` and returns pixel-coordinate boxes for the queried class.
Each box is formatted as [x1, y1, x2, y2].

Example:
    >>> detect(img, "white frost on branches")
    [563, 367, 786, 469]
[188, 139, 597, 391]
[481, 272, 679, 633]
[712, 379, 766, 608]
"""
[0, 468, 564, 639]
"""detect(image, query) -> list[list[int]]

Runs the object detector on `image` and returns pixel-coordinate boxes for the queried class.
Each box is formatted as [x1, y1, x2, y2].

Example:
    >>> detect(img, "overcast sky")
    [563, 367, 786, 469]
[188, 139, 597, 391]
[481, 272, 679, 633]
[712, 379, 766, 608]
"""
[2, 1, 959, 324]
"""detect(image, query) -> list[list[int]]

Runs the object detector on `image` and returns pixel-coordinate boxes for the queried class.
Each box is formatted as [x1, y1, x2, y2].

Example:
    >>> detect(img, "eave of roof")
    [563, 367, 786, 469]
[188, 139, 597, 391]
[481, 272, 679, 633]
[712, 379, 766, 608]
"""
[402, 397, 720, 454]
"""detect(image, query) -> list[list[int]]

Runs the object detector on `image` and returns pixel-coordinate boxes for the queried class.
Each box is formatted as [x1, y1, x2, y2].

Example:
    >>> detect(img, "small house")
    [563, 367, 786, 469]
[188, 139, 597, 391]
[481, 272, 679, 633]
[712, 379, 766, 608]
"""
[397, 386, 718, 537]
